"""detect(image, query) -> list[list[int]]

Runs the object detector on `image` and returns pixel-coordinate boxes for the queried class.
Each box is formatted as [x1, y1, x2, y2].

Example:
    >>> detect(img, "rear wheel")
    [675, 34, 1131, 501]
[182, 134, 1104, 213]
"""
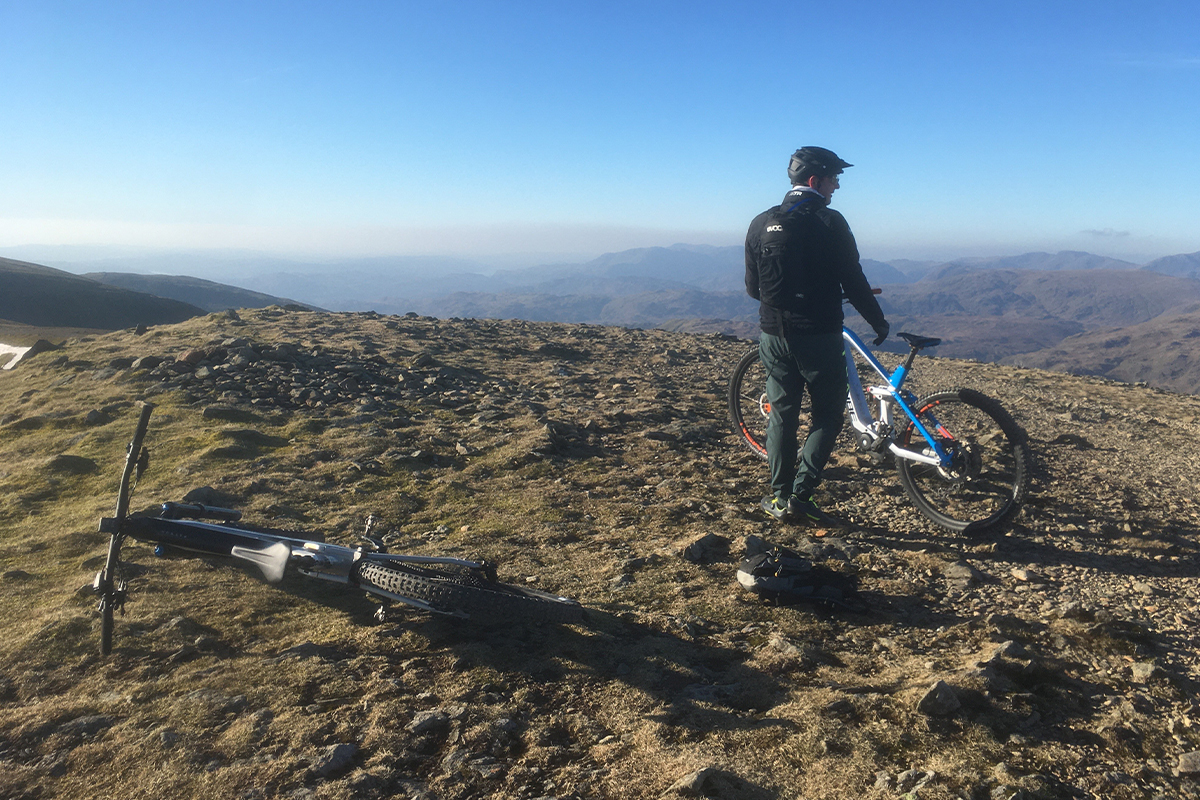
[728, 345, 857, 460]
[356, 561, 584, 624]
[895, 388, 1031, 532]
[727, 347, 772, 460]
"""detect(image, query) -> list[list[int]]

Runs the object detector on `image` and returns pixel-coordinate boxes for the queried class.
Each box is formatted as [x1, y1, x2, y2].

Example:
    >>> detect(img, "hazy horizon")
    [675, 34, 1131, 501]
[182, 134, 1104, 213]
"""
[0, 239, 1186, 280]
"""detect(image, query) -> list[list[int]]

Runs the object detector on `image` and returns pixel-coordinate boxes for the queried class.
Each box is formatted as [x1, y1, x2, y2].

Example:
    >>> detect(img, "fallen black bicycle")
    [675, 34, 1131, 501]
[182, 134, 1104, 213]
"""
[94, 403, 583, 655]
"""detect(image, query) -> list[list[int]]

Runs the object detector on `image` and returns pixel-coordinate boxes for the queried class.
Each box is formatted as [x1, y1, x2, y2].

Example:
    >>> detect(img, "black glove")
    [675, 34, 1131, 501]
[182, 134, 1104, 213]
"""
[872, 321, 890, 346]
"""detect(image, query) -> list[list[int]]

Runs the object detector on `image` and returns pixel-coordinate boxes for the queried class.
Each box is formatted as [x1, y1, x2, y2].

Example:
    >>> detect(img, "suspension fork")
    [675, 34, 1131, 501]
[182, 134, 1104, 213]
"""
[843, 342, 873, 434]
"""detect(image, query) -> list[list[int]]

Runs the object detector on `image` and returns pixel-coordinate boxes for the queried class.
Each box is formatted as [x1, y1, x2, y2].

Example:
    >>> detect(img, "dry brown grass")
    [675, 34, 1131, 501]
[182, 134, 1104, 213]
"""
[4, 309, 1200, 799]
[1, 319, 108, 347]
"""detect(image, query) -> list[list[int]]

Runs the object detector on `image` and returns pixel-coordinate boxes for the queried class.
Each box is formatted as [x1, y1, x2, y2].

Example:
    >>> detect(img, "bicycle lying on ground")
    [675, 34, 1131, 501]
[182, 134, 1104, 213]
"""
[94, 403, 583, 655]
[727, 322, 1031, 533]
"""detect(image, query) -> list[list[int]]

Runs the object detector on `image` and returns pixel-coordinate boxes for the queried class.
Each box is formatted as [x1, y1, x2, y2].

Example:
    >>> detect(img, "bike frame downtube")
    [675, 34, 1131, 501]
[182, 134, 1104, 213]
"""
[840, 328, 948, 465]
[124, 516, 489, 583]
[842, 329, 874, 432]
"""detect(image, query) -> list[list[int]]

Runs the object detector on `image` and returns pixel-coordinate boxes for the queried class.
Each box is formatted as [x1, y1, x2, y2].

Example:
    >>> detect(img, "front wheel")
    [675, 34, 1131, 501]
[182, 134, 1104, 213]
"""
[895, 388, 1031, 533]
[97, 532, 126, 656]
[355, 561, 584, 624]
[99, 592, 115, 656]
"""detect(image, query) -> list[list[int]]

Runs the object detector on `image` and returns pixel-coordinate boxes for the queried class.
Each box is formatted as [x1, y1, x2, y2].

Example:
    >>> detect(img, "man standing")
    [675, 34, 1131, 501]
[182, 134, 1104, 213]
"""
[745, 146, 890, 525]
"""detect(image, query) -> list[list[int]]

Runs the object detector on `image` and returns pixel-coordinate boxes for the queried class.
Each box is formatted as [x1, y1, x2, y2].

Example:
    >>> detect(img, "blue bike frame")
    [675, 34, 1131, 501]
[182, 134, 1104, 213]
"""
[841, 327, 949, 467]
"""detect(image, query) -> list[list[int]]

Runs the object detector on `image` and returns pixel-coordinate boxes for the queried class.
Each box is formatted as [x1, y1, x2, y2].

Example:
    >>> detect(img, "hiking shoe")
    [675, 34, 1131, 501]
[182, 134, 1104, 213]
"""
[761, 495, 790, 521]
[788, 495, 847, 528]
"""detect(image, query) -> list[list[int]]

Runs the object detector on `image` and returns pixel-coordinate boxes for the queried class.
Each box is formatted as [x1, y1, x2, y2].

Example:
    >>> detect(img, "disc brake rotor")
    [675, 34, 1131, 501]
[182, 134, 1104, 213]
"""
[936, 441, 982, 483]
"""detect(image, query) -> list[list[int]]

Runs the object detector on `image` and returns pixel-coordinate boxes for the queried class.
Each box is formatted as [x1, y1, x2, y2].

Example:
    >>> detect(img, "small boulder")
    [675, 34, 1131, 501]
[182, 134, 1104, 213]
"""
[1130, 661, 1162, 682]
[308, 742, 358, 778]
[55, 715, 115, 742]
[681, 533, 729, 564]
[22, 339, 60, 361]
[132, 355, 163, 370]
[916, 680, 961, 716]
[177, 348, 206, 365]
[944, 559, 983, 587]
[407, 710, 451, 736]
[45, 454, 98, 475]
[1055, 600, 1092, 620]
[667, 767, 717, 796]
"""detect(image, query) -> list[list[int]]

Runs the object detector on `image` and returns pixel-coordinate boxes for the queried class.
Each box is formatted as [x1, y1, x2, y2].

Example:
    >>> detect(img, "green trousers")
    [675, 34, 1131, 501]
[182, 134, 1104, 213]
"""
[758, 330, 847, 501]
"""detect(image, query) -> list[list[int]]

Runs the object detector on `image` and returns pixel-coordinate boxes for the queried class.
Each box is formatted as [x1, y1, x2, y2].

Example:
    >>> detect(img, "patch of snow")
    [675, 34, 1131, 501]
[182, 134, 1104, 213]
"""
[0, 344, 33, 370]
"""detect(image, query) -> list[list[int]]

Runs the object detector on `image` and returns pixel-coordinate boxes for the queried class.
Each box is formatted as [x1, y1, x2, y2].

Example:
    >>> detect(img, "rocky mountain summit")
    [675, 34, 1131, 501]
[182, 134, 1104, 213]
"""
[3, 309, 1200, 800]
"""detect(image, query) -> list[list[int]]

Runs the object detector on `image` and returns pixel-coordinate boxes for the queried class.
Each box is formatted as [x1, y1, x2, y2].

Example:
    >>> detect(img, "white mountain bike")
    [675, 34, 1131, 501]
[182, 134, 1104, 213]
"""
[727, 326, 1031, 533]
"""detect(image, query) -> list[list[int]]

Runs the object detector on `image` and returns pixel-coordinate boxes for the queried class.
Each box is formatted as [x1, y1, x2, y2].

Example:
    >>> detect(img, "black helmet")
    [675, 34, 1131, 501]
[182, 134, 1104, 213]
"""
[787, 146, 853, 184]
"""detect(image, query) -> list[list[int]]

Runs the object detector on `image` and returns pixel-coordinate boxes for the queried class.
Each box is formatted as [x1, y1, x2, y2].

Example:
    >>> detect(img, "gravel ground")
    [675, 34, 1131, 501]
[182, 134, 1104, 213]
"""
[3, 309, 1200, 800]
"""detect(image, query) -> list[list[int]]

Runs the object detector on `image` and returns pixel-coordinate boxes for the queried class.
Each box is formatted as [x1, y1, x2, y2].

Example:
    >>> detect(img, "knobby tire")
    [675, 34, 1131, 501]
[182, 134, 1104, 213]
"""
[99, 402, 153, 655]
[727, 345, 854, 460]
[727, 347, 770, 460]
[100, 593, 114, 656]
[355, 561, 584, 625]
[896, 388, 1031, 533]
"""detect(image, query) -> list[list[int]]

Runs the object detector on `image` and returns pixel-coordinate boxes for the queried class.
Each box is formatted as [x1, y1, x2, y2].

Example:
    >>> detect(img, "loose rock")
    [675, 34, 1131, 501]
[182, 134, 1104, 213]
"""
[308, 743, 358, 778]
[916, 680, 961, 716]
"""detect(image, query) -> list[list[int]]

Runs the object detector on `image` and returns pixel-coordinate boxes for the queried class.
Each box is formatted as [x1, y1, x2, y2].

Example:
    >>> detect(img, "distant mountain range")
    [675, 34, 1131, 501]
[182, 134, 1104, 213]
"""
[5, 245, 1200, 395]
[0, 258, 314, 333]
[0, 257, 203, 330]
[82, 272, 319, 314]
[860, 267, 1200, 352]
[1002, 303, 1200, 392]
[1141, 251, 1200, 281]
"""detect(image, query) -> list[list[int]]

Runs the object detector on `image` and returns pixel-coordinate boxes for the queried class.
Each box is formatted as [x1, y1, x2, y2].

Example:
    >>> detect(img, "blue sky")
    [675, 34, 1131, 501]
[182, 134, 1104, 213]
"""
[2, 0, 1198, 267]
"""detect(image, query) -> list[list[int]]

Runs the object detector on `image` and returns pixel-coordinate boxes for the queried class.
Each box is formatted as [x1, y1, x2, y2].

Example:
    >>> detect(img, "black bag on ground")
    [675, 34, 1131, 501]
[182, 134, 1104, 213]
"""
[736, 547, 858, 608]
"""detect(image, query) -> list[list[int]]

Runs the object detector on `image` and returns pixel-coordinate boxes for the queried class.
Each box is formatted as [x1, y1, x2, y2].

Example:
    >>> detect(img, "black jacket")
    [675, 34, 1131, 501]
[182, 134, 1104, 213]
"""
[745, 189, 886, 336]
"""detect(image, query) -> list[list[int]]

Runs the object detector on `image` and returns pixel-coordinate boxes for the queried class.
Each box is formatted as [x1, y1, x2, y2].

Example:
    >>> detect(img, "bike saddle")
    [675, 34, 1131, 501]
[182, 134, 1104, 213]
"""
[897, 332, 941, 350]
